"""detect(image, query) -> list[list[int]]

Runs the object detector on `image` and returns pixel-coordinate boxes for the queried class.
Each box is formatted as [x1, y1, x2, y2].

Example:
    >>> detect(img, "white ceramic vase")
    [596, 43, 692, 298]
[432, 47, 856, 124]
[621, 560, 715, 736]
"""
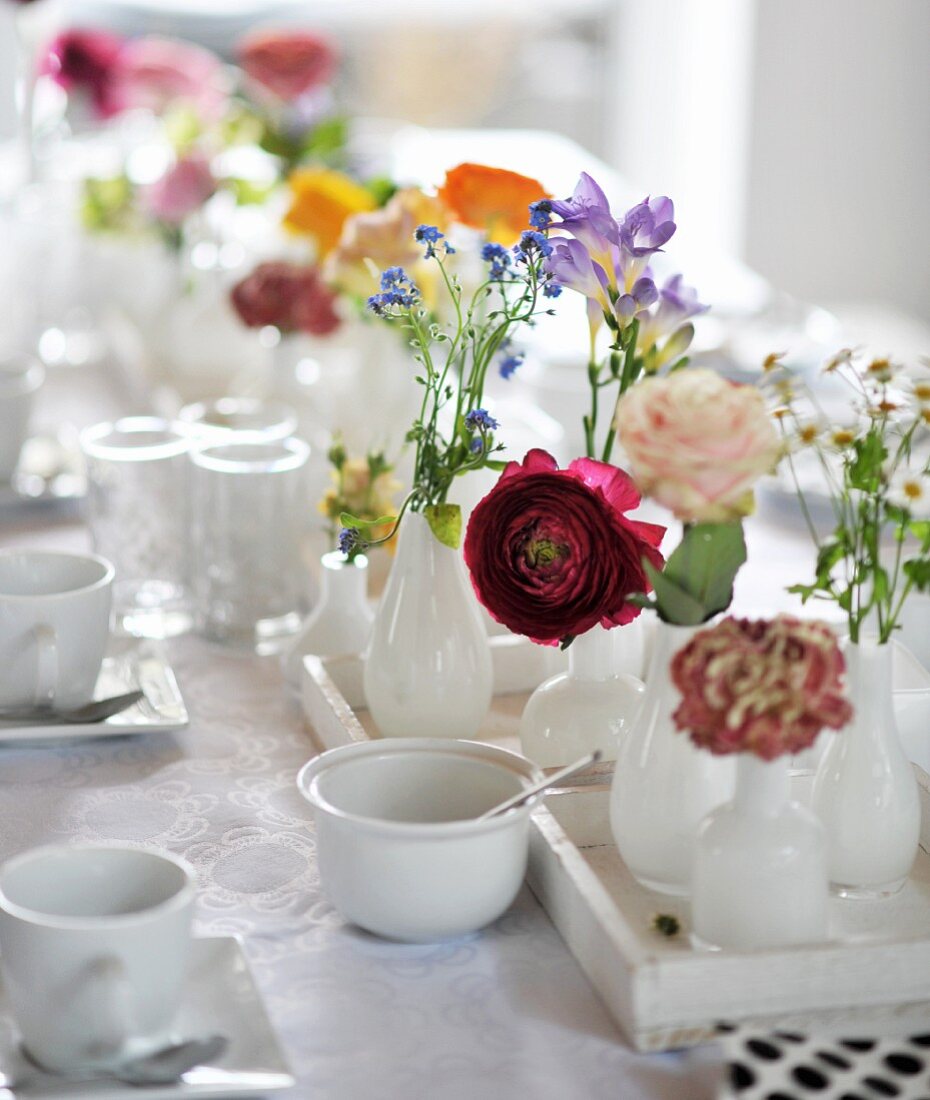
[692, 754, 829, 950]
[609, 620, 736, 896]
[519, 623, 644, 768]
[363, 512, 493, 739]
[812, 638, 920, 897]
[284, 552, 375, 689]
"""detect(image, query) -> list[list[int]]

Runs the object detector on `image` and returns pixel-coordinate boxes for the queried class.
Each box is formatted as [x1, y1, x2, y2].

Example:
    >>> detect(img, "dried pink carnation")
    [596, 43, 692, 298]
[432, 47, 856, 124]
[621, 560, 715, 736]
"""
[671, 615, 852, 760]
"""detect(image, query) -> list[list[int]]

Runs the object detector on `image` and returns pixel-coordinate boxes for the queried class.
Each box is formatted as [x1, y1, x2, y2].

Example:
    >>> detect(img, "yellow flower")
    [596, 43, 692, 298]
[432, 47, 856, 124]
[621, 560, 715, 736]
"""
[284, 168, 377, 257]
[762, 351, 786, 372]
[797, 422, 820, 445]
[866, 356, 895, 382]
[830, 428, 856, 447]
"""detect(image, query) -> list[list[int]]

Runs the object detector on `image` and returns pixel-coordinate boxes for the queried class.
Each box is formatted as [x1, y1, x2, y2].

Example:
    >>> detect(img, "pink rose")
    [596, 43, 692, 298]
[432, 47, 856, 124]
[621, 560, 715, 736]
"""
[142, 154, 215, 225]
[230, 262, 341, 336]
[464, 449, 666, 647]
[237, 30, 338, 102]
[614, 368, 782, 523]
[111, 37, 228, 121]
[40, 29, 125, 119]
[671, 615, 852, 760]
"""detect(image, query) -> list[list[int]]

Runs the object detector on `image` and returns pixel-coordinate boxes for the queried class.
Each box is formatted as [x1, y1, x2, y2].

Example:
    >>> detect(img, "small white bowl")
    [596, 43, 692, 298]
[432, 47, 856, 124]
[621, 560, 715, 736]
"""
[297, 739, 543, 942]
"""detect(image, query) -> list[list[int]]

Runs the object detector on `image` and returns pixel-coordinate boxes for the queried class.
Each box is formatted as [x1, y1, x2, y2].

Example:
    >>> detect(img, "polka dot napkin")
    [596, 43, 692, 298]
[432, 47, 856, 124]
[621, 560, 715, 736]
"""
[717, 1024, 930, 1099]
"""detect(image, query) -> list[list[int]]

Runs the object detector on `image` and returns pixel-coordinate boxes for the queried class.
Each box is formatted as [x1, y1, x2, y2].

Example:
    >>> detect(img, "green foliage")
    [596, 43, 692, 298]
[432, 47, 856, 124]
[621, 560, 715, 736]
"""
[424, 504, 462, 549]
[641, 523, 747, 625]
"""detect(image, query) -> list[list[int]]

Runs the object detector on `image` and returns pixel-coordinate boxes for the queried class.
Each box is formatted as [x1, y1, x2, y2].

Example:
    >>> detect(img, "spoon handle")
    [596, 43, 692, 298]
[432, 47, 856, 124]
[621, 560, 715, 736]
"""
[478, 750, 602, 820]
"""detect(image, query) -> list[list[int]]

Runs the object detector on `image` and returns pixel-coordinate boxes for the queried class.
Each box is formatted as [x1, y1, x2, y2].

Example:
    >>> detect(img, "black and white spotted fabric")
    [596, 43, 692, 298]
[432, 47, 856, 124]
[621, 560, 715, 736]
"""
[718, 1024, 930, 1099]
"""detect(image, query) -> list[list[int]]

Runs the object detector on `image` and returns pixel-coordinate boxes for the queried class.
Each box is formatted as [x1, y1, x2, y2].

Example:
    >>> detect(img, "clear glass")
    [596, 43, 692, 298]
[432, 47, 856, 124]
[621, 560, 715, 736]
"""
[189, 437, 310, 653]
[80, 417, 192, 639]
[177, 397, 298, 443]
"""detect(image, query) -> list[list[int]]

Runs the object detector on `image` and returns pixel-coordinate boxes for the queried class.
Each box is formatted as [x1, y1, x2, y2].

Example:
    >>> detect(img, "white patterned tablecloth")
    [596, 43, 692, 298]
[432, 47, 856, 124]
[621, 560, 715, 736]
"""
[0, 514, 725, 1100]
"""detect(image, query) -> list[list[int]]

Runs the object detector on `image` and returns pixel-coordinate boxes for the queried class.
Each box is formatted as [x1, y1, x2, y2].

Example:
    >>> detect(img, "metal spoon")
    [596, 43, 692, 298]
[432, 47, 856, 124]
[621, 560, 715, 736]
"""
[14, 1033, 229, 1090]
[478, 750, 603, 821]
[0, 690, 145, 725]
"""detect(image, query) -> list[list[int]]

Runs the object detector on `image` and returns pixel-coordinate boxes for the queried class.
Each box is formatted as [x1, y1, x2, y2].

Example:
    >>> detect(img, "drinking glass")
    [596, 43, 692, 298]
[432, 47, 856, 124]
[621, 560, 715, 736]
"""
[81, 417, 192, 639]
[189, 437, 310, 652]
[177, 396, 298, 443]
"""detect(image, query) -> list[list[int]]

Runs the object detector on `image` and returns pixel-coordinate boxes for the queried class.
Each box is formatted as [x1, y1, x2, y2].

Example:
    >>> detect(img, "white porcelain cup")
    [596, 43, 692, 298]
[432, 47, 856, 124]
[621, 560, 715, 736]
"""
[0, 845, 196, 1071]
[0, 356, 44, 481]
[298, 739, 543, 942]
[0, 550, 114, 709]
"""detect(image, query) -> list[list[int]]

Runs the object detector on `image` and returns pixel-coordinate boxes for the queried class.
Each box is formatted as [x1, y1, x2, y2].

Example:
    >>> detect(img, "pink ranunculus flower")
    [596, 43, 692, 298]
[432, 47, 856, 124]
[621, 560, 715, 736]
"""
[142, 154, 215, 225]
[464, 449, 666, 647]
[39, 29, 126, 118]
[671, 615, 852, 760]
[111, 37, 228, 121]
[614, 368, 782, 523]
[237, 29, 338, 102]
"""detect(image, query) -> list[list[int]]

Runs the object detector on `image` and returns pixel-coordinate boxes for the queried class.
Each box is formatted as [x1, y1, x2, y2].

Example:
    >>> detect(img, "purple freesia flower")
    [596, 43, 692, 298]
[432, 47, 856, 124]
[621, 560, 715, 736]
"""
[544, 237, 610, 309]
[637, 273, 708, 358]
[615, 276, 658, 322]
[547, 172, 619, 261]
[618, 196, 676, 258]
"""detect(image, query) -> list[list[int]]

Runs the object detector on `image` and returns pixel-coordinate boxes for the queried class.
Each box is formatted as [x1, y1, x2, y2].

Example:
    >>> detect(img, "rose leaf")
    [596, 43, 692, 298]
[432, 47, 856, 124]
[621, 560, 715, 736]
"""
[425, 503, 462, 549]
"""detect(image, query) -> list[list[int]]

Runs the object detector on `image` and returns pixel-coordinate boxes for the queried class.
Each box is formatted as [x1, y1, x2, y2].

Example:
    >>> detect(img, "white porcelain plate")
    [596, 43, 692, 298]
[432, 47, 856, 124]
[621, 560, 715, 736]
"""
[0, 936, 295, 1098]
[0, 651, 188, 743]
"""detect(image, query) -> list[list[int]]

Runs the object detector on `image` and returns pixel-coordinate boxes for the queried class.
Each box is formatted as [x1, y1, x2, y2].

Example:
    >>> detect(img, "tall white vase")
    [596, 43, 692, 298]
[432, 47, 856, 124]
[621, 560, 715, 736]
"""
[283, 552, 375, 689]
[609, 620, 736, 896]
[692, 755, 829, 950]
[812, 639, 920, 897]
[363, 512, 493, 739]
[519, 623, 644, 768]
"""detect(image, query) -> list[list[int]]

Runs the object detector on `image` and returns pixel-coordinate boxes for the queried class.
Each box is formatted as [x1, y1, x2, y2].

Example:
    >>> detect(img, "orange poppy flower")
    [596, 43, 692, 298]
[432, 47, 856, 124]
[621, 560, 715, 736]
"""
[438, 163, 550, 246]
[283, 168, 377, 257]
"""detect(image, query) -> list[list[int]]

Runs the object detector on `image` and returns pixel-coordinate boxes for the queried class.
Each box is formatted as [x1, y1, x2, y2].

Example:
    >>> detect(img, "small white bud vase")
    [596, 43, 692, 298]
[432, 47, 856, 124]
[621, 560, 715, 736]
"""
[283, 552, 375, 689]
[812, 638, 921, 897]
[519, 623, 644, 768]
[364, 512, 493, 739]
[691, 754, 829, 950]
[609, 620, 736, 896]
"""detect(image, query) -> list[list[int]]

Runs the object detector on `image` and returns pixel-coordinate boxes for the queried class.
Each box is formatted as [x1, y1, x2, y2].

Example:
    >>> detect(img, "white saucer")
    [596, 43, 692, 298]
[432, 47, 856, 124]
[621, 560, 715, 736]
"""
[0, 936, 295, 1098]
[0, 650, 188, 743]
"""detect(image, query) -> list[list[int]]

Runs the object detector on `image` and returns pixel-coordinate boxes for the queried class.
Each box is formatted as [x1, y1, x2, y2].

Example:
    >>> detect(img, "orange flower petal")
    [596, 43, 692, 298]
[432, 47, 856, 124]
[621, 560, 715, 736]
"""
[283, 168, 377, 257]
[438, 163, 550, 245]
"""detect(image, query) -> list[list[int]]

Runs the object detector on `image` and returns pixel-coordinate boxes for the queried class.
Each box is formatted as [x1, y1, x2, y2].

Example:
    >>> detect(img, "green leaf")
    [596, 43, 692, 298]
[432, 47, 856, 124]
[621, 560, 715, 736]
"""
[484, 460, 508, 471]
[643, 560, 708, 625]
[650, 523, 747, 624]
[424, 503, 462, 549]
[339, 512, 364, 529]
[904, 559, 930, 591]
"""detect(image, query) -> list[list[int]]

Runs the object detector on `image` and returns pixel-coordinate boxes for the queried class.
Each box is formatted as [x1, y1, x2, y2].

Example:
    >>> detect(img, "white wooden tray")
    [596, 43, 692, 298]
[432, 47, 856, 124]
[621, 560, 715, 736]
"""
[528, 775, 930, 1051]
[301, 648, 930, 1051]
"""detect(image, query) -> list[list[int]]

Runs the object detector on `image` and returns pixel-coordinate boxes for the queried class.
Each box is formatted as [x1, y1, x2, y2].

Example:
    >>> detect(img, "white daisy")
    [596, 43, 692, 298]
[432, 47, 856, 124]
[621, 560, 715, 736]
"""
[888, 466, 930, 518]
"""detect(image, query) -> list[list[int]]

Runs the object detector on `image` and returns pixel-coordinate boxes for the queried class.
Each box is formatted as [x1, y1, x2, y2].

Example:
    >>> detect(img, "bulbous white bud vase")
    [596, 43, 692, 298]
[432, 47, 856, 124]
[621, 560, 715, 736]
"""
[520, 623, 644, 768]
[364, 512, 493, 739]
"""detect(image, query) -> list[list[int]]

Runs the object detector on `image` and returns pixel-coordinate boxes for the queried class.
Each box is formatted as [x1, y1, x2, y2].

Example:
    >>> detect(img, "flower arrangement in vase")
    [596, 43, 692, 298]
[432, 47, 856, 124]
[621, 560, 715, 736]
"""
[608, 368, 782, 895]
[767, 348, 930, 896]
[672, 615, 851, 950]
[334, 164, 559, 739]
[466, 173, 711, 768]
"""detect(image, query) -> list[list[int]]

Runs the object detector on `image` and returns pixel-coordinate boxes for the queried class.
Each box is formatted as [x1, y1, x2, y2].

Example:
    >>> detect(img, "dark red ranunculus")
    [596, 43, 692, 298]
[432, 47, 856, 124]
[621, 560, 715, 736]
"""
[464, 449, 666, 646]
[40, 29, 126, 119]
[238, 30, 338, 102]
[230, 262, 341, 336]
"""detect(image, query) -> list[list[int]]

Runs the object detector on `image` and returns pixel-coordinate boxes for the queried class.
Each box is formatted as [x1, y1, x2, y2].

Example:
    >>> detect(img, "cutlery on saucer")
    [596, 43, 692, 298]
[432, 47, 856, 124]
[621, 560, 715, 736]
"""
[0, 690, 145, 725]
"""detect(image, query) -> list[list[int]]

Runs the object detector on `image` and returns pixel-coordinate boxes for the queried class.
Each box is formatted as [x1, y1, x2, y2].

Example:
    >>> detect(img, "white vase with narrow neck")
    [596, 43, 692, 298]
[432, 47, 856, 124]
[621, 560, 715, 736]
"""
[692, 755, 829, 950]
[609, 620, 736, 896]
[812, 638, 920, 897]
[519, 623, 644, 768]
[283, 552, 375, 689]
[363, 512, 493, 739]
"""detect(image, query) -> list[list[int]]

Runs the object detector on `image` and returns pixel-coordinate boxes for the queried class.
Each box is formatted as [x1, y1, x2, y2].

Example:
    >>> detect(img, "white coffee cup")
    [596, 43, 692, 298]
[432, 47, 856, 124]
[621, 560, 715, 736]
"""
[0, 357, 44, 481]
[0, 550, 114, 709]
[0, 844, 196, 1071]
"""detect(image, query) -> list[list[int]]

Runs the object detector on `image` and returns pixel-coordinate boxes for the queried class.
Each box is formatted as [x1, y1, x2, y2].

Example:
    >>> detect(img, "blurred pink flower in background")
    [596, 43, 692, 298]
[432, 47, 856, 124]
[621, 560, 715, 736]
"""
[237, 29, 338, 102]
[142, 154, 215, 225]
[40, 29, 125, 118]
[111, 37, 229, 120]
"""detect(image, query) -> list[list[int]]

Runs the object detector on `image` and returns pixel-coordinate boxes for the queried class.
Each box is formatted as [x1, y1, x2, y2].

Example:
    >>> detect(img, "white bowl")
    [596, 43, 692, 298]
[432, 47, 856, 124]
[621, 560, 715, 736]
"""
[297, 739, 543, 942]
